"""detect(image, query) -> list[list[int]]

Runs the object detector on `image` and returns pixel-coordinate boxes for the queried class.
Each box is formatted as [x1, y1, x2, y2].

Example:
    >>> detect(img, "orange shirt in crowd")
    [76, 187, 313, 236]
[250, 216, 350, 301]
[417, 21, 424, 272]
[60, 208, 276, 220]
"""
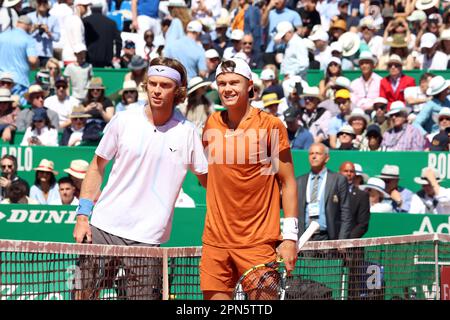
[202, 107, 290, 249]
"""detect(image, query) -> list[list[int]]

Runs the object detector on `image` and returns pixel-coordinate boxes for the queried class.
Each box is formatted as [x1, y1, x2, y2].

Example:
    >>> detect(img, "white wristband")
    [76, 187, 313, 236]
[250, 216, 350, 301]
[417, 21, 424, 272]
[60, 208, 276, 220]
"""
[282, 217, 299, 241]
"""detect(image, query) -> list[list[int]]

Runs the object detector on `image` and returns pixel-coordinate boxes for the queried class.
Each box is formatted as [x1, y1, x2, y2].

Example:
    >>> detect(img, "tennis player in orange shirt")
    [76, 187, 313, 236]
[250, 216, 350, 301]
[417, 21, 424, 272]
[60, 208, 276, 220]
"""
[200, 58, 299, 300]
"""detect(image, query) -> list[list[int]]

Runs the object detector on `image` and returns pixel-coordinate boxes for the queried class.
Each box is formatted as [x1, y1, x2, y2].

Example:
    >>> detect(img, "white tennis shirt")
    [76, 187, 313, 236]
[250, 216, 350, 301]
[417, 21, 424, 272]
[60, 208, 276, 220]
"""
[90, 108, 208, 244]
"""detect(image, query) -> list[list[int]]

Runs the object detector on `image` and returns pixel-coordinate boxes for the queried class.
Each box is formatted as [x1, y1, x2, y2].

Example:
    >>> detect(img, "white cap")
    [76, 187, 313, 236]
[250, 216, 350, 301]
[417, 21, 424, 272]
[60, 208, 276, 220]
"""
[187, 20, 203, 33]
[359, 16, 376, 29]
[205, 49, 219, 59]
[420, 32, 437, 48]
[274, 21, 294, 42]
[260, 69, 276, 81]
[309, 29, 329, 42]
[441, 29, 450, 41]
[73, 43, 87, 53]
[328, 57, 342, 66]
[406, 10, 427, 22]
[215, 58, 252, 80]
[335, 76, 351, 90]
[338, 124, 356, 136]
[230, 29, 244, 41]
[74, 0, 92, 5]
[373, 97, 388, 105]
[0, 72, 14, 83]
[330, 41, 343, 53]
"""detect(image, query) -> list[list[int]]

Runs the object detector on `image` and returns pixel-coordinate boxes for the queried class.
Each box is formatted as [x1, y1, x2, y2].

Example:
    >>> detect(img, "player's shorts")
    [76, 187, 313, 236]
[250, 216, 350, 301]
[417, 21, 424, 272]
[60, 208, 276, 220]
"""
[199, 242, 277, 293]
[74, 225, 162, 300]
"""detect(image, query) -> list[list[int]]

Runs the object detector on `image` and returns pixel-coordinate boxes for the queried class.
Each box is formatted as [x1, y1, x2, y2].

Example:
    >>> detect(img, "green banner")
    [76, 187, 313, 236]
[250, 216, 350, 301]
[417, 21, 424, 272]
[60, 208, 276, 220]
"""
[0, 205, 449, 246]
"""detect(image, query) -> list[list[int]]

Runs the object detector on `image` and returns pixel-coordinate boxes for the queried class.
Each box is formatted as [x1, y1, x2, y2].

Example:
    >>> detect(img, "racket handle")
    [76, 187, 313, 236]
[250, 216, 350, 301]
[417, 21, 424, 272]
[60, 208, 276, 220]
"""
[297, 220, 320, 252]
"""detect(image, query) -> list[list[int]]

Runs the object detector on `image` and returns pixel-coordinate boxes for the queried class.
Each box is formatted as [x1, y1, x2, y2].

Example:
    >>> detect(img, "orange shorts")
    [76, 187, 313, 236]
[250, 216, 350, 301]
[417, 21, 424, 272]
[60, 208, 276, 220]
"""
[199, 242, 277, 293]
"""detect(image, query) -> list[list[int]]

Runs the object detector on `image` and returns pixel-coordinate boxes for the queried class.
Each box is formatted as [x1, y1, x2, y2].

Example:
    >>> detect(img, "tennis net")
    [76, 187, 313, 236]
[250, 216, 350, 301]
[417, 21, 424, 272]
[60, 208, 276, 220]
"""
[1, 233, 449, 300]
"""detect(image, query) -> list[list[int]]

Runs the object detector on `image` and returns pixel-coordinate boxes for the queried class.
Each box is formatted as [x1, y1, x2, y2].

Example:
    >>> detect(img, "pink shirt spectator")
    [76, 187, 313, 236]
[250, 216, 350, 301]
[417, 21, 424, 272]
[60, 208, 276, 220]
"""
[350, 73, 382, 111]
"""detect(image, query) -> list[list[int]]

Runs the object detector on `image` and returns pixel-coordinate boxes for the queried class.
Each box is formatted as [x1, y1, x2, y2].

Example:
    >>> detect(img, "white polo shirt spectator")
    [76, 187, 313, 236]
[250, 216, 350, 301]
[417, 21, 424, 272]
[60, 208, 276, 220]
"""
[44, 77, 79, 128]
[309, 29, 332, 70]
[417, 33, 449, 70]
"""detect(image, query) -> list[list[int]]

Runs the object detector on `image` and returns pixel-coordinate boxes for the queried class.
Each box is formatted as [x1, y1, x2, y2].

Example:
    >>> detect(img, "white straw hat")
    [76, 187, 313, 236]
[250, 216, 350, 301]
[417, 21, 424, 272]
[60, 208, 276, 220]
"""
[64, 160, 89, 180]
[359, 177, 391, 198]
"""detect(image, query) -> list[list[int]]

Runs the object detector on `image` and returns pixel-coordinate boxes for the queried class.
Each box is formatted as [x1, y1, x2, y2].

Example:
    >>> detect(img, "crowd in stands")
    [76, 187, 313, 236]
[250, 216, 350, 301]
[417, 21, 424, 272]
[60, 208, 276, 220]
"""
[0, 0, 449, 212]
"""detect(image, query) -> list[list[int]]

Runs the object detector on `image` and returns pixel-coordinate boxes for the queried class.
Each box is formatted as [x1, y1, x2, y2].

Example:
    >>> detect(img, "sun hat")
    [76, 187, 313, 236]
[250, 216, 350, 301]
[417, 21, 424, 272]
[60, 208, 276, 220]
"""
[127, 55, 148, 70]
[434, 107, 450, 124]
[0, 72, 14, 83]
[262, 93, 281, 108]
[386, 101, 409, 116]
[2, 0, 21, 8]
[359, 177, 390, 198]
[338, 32, 361, 57]
[230, 29, 245, 41]
[274, 21, 294, 42]
[407, 10, 427, 22]
[335, 89, 351, 100]
[186, 20, 203, 33]
[24, 84, 48, 101]
[215, 16, 230, 28]
[215, 58, 252, 80]
[187, 77, 212, 95]
[348, 108, 370, 124]
[69, 105, 91, 118]
[260, 69, 276, 81]
[205, 49, 220, 59]
[426, 76, 450, 96]
[388, 33, 408, 48]
[377, 164, 400, 180]
[414, 167, 442, 185]
[0, 88, 14, 103]
[86, 77, 105, 90]
[359, 16, 377, 30]
[309, 29, 329, 42]
[300, 86, 322, 100]
[33, 159, 58, 175]
[64, 160, 89, 180]
[420, 32, 438, 49]
[354, 163, 369, 183]
[415, 0, 439, 11]
[337, 124, 356, 137]
[119, 80, 138, 95]
[356, 50, 377, 65]
[373, 97, 388, 105]
[330, 19, 347, 31]
[387, 54, 403, 65]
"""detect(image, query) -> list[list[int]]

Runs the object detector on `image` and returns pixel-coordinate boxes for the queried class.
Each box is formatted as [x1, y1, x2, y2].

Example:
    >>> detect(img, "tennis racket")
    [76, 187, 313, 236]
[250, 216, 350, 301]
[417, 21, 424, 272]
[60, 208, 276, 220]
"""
[233, 220, 320, 300]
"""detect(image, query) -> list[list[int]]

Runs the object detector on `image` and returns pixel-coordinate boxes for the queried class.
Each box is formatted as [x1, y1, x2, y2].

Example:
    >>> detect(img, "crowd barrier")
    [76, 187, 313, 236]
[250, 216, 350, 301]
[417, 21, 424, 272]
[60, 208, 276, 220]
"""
[0, 204, 448, 245]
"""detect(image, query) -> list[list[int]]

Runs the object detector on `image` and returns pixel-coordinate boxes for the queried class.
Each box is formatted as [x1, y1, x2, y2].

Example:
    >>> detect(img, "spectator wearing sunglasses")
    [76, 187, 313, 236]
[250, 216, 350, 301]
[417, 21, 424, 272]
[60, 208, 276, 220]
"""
[379, 54, 416, 108]
[60, 105, 92, 146]
[20, 108, 58, 146]
[44, 76, 79, 129]
[120, 40, 136, 69]
[0, 155, 30, 202]
[369, 97, 390, 135]
[115, 80, 142, 113]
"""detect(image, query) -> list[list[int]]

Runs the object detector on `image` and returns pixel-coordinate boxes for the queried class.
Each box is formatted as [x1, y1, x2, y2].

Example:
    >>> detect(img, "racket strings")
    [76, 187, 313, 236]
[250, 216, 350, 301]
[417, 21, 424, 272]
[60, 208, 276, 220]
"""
[238, 267, 282, 300]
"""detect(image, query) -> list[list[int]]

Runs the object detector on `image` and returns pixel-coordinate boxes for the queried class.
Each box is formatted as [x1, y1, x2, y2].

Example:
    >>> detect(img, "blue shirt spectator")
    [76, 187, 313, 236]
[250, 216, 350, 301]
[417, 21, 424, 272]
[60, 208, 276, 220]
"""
[0, 20, 38, 95]
[137, 0, 159, 18]
[265, 5, 302, 53]
[164, 34, 206, 81]
[27, 10, 61, 60]
[279, 33, 309, 79]
[328, 113, 347, 136]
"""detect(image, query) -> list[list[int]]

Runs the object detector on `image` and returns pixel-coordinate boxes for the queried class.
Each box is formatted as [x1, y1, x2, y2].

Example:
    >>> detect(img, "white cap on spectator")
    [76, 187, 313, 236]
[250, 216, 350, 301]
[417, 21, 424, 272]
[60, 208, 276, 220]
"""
[0, 72, 14, 83]
[167, 0, 186, 7]
[0, 88, 14, 102]
[348, 108, 370, 125]
[74, 0, 92, 5]
[230, 29, 245, 41]
[330, 41, 343, 53]
[328, 57, 342, 66]
[387, 54, 402, 65]
[337, 124, 356, 136]
[335, 76, 352, 90]
[187, 20, 203, 33]
[357, 50, 377, 65]
[441, 29, 450, 41]
[415, 0, 439, 11]
[205, 49, 219, 59]
[386, 101, 408, 116]
[274, 21, 294, 41]
[309, 29, 329, 42]
[373, 97, 388, 105]
[215, 58, 252, 80]
[420, 32, 437, 48]
[359, 16, 377, 30]
[406, 10, 427, 22]
[354, 163, 369, 183]
[434, 107, 450, 123]
[426, 76, 450, 96]
[260, 69, 276, 81]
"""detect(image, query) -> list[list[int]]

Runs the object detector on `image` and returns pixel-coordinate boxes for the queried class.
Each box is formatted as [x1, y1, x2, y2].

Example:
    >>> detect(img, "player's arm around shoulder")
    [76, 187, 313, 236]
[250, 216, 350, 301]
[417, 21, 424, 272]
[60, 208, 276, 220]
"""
[73, 155, 109, 244]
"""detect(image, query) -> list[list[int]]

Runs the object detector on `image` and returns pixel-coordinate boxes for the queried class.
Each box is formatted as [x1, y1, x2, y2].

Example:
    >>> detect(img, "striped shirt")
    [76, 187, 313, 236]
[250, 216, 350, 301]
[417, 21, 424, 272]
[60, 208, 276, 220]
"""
[381, 123, 425, 151]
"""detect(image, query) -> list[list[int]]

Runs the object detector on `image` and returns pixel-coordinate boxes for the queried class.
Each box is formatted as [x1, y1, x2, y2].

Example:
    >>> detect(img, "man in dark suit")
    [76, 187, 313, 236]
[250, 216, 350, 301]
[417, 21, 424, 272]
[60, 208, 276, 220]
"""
[339, 161, 370, 239]
[297, 143, 352, 241]
[339, 161, 371, 300]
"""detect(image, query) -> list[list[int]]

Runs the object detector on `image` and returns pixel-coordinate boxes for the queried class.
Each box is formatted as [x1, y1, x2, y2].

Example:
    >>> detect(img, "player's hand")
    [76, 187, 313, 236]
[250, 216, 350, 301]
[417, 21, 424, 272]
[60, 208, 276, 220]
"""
[278, 240, 297, 275]
[73, 215, 92, 243]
